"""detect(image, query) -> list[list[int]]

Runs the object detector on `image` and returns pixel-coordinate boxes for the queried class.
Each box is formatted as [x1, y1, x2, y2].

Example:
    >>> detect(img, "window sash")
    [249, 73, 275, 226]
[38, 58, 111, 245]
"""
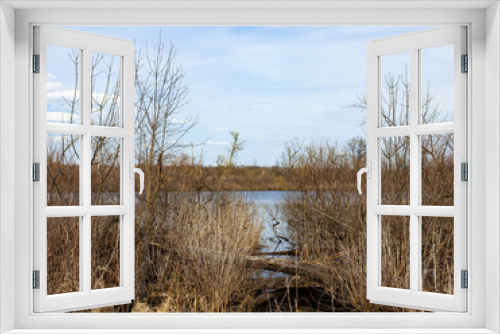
[33, 25, 136, 313]
[366, 26, 468, 312]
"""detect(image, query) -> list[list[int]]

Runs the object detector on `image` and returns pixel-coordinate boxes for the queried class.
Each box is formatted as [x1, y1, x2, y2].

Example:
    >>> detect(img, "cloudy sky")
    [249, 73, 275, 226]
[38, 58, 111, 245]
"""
[49, 25, 452, 165]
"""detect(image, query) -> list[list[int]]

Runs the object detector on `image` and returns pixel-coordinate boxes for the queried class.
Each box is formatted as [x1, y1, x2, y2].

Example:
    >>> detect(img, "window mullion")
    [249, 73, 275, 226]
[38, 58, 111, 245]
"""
[409, 47, 420, 294]
[82, 47, 92, 294]
[78, 48, 85, 292]
[82, 47, 91, 208]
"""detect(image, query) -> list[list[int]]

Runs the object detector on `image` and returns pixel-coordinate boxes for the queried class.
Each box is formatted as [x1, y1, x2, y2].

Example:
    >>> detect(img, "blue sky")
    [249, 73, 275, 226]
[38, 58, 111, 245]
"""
[51, 26, 452, 165]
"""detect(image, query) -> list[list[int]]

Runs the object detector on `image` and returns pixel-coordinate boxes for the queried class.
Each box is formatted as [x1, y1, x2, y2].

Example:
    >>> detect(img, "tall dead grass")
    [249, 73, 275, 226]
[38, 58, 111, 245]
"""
[146, 194, 263, 312]
[281, 138, 454, 312]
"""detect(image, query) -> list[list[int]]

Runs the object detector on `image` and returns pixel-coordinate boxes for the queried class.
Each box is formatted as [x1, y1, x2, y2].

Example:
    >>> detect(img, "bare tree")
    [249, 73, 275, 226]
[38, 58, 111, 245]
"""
[90, 53, 122, 205]
[279, 138, 304, 168]
[134, 38, 196, 300]
[135, 38, 195, 204]
[345, 136, 366, 171]
[381, 69, 410, 127]
[217, 131, 245, 168]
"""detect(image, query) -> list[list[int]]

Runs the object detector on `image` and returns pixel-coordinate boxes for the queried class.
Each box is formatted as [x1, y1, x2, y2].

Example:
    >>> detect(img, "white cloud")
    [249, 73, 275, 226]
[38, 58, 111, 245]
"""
[47, 133, 78, 144]
[215, 127, 228, 132]
[47, 112, 79, 123]
[47, 81, 63, 91]
[47, 133, 64, 143]
[205, 139, 230, 146]
[171, 117, 190, 125]
[47, 90, 121, 108]
[47, 90, 79, 100]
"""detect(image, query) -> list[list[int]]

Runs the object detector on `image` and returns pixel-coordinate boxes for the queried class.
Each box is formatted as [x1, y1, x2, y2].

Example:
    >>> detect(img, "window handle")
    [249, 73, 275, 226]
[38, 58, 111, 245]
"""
[357, 162, 372, 195]
[129, 162, 145, 195]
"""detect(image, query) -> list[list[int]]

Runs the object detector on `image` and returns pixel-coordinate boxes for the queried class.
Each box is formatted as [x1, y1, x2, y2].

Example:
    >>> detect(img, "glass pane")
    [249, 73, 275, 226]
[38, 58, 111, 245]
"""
[421, 45, 454, 124]
[47, 217, 80, 295]
[421, 134, 454, 206]
[380, 51, 410, 127]
[381, 216, 410, 290]
[381, 136, 410, 205]
[91, 136, 120, 205]
[46, 44, 81, 124]
[92, 216, 120, 290]
[421, 216, 454, 295]
[47, 133, 80, 206]
[91, 52, 121, 127]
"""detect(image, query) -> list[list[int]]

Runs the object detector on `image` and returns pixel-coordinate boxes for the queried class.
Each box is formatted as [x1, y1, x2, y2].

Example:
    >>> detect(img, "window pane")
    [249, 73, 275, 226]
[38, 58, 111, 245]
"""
[46, 44, 81, 124]
[381, 216, 410, 290]
[91, 52, 121, 127]
[380, 51, 410, 127]
[47, 133, 80, 206]
[91, 136, 120, 205]
[47, 217, 80, 295]
[421, 134, 454, 206]
[421, 216, 454, 295]
[381, 136, 410, 205]
[420, 45, 454, 124]
[92, 216, 120, 290]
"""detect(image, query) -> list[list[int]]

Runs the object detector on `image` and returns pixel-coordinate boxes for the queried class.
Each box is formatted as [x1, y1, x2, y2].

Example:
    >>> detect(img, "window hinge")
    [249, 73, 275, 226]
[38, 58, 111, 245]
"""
[461, 270, 468, 289]
[33, 54, 40, 73]
[461, 162, 468, 182]
[461, 54, 468, 73]
[33, 270, 40, 289]
[33, 163, 40, 182]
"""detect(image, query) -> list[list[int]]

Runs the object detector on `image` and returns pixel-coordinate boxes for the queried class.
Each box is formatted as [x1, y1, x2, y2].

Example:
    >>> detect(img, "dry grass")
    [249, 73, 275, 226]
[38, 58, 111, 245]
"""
[145, 195, 263, 312]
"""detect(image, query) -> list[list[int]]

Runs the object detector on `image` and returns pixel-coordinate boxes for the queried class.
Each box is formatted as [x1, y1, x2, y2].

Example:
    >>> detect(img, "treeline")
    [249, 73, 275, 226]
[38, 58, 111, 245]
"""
[47, 163, 364, 202]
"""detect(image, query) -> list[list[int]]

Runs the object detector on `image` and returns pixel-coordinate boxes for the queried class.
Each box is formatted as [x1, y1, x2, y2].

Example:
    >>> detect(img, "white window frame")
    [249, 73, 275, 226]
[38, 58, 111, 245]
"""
[1, 1, 499, 333]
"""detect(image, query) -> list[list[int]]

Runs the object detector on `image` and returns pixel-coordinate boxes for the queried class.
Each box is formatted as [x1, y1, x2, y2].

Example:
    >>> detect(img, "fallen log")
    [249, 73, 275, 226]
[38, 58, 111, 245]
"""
[253, 290, 289, 310]
[258, 275, 322, 291]
[254, 249, 299, 257]
[245, 256, 332, 284]
[149, 242, 332, 284]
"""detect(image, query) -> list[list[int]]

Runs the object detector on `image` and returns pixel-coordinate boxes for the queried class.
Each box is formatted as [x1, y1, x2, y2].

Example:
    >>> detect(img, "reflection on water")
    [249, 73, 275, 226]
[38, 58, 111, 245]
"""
[237, 191, 295, 253]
